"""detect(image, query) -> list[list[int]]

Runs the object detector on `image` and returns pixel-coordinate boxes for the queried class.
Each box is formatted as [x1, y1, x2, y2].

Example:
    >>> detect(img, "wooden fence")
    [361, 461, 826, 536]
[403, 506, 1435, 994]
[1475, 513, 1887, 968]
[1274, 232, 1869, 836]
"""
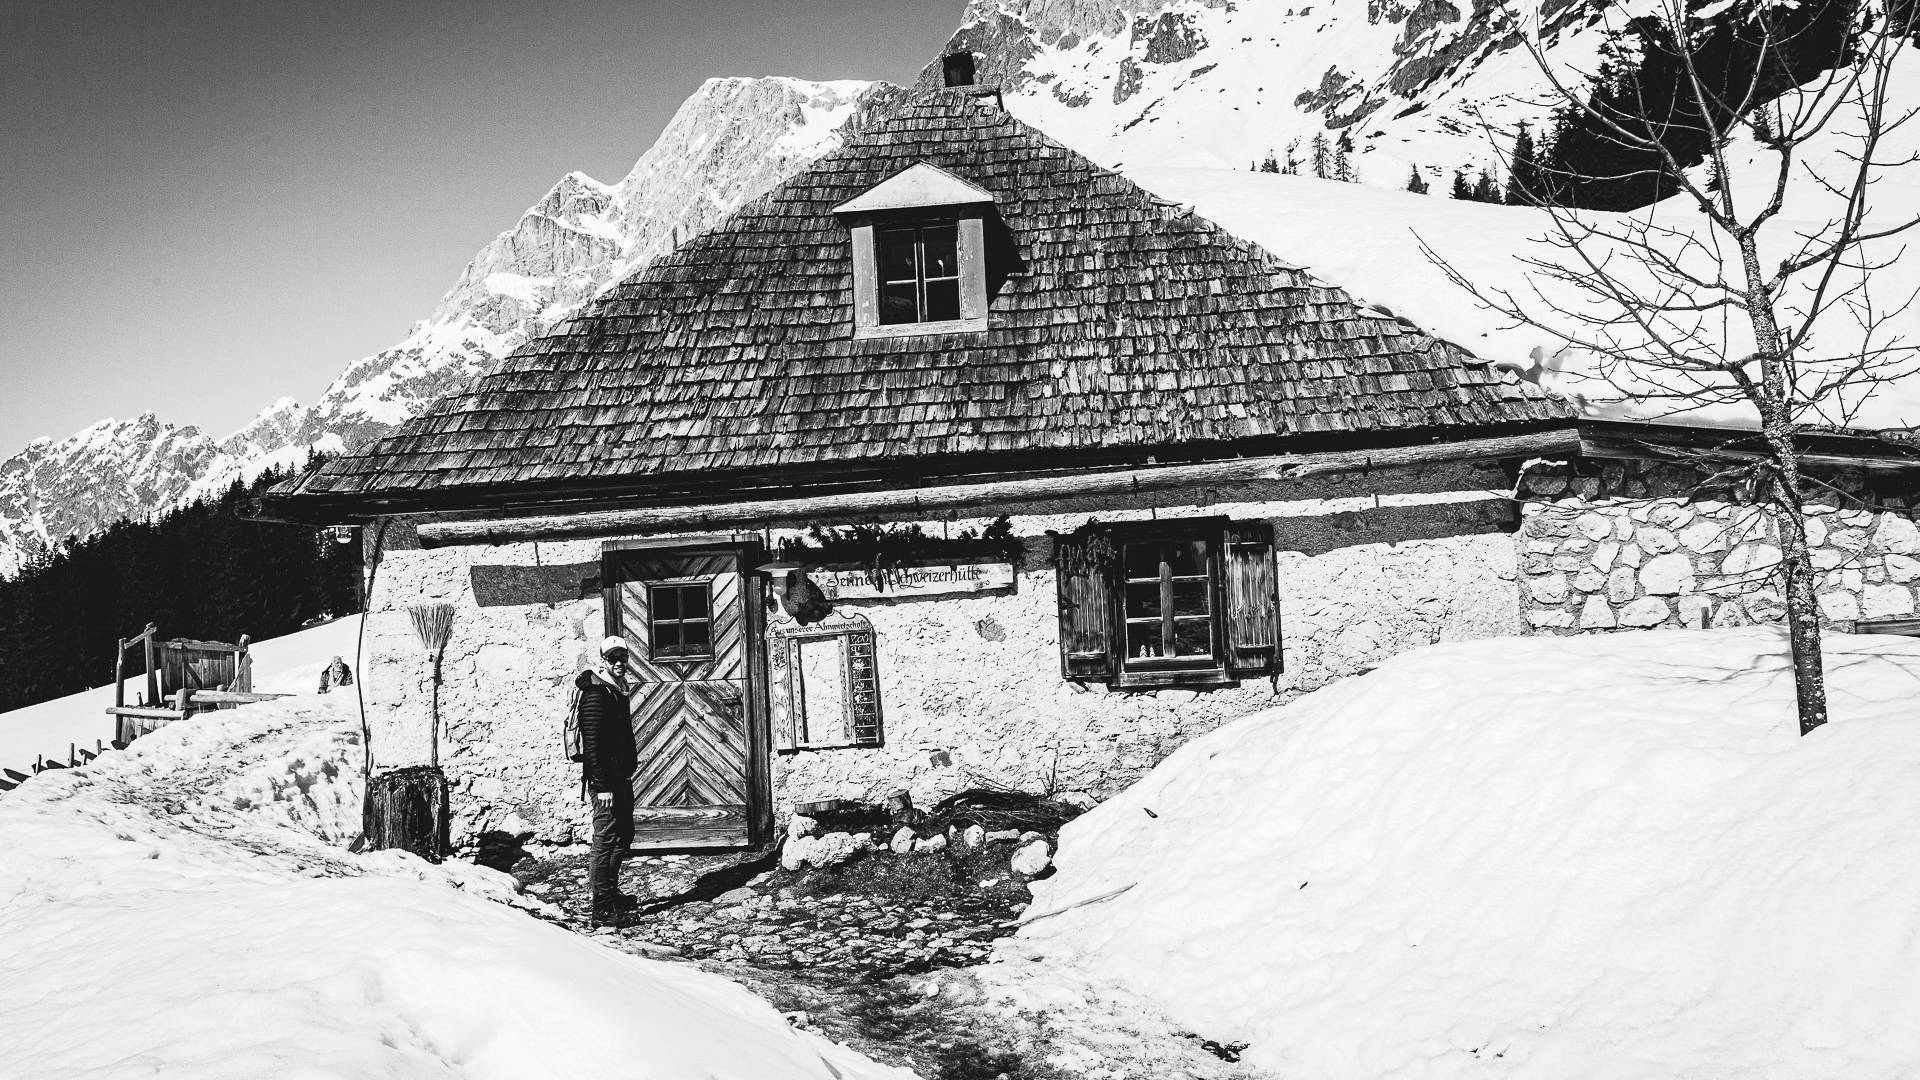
[0, 739, 118, 792]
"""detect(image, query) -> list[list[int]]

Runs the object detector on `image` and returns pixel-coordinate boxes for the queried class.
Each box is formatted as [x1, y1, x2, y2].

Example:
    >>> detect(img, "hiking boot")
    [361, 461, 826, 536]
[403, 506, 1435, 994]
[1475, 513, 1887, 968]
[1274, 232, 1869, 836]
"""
[589, 902, 626, 929]
[615, 892, 641, 912]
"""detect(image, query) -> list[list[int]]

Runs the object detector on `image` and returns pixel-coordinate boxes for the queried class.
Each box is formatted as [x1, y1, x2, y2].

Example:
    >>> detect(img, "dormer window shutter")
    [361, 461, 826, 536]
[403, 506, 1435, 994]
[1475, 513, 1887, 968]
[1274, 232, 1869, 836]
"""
[1222, 522, 1282, 677]
[1054, 529, 1118, 681]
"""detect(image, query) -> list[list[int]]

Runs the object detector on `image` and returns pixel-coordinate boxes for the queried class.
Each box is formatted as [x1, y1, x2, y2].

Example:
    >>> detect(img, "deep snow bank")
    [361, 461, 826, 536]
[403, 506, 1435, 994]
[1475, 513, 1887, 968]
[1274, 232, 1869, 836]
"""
[1018, 628, 1920, 1078]
[0, 696, 910, 1080]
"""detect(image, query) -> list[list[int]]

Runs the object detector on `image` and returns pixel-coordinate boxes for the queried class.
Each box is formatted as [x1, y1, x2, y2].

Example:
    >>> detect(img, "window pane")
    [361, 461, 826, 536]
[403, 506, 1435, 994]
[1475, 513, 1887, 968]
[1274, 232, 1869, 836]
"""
[1172, 617, 1214, 657]
[1124, 581, 1162, 618]
[653, 586, 681, 621]
[880, 281, 918, 324]
[678, 586, 710, 621]
[923, 279, 961, 322]
[1124, 543, 1165, 579]
[1126, 621, 1166, 659]
[879, 227, 917, 281]
[921, 225, 958, 277]
[1164, 541, 1208, 577]
[680, 621, 712, 655]
[654, 621, 681, 655]
[1170, 579, 1211, 615]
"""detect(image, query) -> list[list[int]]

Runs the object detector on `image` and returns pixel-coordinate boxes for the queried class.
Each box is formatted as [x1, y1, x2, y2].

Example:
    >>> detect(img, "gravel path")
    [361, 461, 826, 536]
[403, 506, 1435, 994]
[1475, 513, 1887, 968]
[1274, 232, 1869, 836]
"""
[512, 845, 1264, 1079]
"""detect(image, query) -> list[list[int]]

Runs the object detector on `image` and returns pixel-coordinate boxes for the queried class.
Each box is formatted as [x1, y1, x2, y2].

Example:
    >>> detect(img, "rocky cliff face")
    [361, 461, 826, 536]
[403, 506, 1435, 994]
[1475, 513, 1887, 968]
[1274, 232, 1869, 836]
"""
[0, 416, 219, 578]
[0, 76, 883, 576]
[930, 0, 1607, 179]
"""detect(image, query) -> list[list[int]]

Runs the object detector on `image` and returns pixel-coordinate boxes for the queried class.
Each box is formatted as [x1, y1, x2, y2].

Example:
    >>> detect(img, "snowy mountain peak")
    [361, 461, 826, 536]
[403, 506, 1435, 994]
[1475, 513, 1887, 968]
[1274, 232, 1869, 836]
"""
[939, 0, 1604, 178]
[0, 74, 891, 579]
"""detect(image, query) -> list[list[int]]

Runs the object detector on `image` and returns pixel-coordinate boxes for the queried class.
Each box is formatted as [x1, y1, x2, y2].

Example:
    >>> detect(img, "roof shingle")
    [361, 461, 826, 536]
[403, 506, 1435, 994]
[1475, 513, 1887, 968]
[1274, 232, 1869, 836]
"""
[292, 89, 1571, 509]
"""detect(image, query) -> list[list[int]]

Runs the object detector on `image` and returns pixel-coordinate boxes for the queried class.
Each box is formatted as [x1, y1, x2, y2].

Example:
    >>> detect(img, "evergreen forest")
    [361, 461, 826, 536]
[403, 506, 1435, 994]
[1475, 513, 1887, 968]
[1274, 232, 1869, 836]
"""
[0, 462, 360, 713]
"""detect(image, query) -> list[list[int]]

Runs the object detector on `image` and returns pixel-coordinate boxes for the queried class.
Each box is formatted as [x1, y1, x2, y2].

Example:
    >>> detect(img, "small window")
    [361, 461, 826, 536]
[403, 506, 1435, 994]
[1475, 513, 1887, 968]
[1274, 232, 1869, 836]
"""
[878, 222, 962, 325]
[1055, 519, 1281, 689]
[1122, 538, 1218, 663]
[648, 581, 713, 660]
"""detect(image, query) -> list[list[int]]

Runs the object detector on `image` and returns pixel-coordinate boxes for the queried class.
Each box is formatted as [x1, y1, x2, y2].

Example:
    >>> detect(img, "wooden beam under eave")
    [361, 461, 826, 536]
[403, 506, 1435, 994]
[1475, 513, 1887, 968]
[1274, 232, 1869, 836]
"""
[413, 429, 1581, 549]
[1578, 428, 1920, 473]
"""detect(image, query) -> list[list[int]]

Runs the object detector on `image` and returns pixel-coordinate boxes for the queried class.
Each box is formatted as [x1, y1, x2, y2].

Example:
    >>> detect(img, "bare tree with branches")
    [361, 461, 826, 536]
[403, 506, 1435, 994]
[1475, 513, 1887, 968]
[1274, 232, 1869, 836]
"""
[1425, 0, 1920, 734]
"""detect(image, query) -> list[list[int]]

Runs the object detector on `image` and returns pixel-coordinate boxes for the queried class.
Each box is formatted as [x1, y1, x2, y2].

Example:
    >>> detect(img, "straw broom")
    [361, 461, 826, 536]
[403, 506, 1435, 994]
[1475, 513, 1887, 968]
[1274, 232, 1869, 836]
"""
[407, 603, 456, 767]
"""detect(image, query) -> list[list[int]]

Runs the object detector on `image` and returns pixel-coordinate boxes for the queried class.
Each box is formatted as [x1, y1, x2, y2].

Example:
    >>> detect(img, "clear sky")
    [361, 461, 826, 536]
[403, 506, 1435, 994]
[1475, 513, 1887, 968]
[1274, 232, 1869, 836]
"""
[0, 0, 964, 458]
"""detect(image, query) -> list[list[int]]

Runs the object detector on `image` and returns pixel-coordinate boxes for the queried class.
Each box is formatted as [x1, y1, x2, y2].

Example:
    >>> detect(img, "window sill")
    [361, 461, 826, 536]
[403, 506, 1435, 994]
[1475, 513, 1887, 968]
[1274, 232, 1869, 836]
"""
[777, 741, 884, 754]
[1113, 666, 1233, 691]
[854, 317, 988, 340]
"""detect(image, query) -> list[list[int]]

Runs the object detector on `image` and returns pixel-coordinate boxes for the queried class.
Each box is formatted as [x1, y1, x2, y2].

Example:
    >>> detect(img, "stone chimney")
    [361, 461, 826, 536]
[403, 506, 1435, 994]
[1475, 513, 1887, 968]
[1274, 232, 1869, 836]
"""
[939, 50, 1002, 109]
[941, 51, 976, 88]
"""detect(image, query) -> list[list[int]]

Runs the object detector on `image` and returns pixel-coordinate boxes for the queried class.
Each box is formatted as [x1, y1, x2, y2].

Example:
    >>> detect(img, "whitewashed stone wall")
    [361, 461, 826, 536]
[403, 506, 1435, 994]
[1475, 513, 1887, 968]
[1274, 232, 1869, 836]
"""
[359, 460, 1524, 851]
[1516, 460, 1920, 632]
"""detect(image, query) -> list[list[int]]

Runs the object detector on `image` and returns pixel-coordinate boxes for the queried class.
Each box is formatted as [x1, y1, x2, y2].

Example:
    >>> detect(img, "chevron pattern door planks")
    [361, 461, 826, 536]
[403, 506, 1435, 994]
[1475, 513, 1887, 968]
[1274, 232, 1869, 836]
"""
[606, 546, 759, 849]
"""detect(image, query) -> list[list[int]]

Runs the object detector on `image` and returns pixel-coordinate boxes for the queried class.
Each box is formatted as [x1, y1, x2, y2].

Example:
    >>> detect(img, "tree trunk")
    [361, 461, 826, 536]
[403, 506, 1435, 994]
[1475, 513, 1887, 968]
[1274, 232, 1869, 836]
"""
[1772, 460, 1829, 735]
[1738, 231, 1829, 736]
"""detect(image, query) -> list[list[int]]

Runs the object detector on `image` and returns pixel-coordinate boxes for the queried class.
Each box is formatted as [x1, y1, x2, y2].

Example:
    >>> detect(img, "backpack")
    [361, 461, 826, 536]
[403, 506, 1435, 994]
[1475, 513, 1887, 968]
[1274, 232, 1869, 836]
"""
[563, 684, 586, 763]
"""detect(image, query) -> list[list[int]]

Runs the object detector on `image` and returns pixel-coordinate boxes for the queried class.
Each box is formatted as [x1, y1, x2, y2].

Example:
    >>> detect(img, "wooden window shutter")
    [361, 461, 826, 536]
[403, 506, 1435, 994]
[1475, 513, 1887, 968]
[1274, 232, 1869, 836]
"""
[1054, 529, 1118, 681]
[1222, 522, 1281, 677]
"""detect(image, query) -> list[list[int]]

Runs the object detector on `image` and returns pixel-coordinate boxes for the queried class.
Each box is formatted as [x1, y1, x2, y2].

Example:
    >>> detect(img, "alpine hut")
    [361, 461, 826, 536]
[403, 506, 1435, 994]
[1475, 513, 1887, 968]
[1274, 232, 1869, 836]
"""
[268, 78, 1920, 855]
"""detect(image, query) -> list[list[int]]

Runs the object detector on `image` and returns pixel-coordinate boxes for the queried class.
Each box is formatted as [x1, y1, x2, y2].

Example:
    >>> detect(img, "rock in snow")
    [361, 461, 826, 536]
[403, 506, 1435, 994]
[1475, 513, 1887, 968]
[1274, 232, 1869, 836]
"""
[1011, 839, 1053, 877]
[1021, 627, 1920, 1078]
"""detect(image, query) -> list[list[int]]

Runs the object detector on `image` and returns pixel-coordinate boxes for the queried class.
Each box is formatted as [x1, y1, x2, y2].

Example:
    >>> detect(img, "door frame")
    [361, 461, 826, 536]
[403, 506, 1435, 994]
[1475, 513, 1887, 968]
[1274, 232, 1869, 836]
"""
[601, 536, 773, 851]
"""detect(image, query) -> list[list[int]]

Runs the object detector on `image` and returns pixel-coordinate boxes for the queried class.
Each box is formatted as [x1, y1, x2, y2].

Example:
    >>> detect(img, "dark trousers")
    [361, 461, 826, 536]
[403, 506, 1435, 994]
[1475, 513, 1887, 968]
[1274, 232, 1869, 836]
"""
[588, 784, 635, 908]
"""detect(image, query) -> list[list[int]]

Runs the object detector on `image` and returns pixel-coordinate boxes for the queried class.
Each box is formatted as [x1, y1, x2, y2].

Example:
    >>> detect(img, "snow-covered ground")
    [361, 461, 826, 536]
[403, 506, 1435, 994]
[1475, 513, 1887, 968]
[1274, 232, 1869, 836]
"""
[1016, 627, 1920, 1078]
[0, 692, 911, 1080]
[0, 616, 360, 779]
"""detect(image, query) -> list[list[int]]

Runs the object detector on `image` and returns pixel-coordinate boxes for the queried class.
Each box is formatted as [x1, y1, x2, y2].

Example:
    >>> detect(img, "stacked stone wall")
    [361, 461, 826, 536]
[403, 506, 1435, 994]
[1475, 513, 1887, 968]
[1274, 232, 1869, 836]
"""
[1516, 459, 1920, 633]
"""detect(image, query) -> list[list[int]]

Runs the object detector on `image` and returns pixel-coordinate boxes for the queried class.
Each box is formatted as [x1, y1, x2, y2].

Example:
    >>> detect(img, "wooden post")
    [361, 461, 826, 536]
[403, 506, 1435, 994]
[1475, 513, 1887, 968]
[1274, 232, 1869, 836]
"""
[114, 635, 127, 711]
[143, 626, 159, 710]
[234, 635, 253, 694]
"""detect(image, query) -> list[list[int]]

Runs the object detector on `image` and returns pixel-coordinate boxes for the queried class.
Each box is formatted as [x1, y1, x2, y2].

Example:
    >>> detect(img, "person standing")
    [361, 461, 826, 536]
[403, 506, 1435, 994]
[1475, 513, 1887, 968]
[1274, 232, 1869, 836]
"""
[576, 635, 638, 927]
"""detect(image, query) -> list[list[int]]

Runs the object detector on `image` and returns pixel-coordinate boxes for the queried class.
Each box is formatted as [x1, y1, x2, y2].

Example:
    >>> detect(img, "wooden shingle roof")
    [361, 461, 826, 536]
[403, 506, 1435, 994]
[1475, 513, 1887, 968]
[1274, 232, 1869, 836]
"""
[286, 89, 1571, 513]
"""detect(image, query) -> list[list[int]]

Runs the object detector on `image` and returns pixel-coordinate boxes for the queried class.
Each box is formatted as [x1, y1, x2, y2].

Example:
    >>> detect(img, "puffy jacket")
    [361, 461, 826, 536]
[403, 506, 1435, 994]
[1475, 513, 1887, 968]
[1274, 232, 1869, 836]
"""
[575, 669, 636, 794]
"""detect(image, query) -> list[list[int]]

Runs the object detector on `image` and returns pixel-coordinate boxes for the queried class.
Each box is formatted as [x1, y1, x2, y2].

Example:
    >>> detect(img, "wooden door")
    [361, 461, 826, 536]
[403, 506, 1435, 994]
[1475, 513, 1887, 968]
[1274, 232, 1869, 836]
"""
[604, 543, 768, 850]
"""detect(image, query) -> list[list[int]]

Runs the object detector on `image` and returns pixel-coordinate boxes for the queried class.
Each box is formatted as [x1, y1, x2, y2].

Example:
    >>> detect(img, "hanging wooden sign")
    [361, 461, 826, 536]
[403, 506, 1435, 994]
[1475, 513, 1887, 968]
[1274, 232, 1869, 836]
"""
[803, 562, 1015, 600]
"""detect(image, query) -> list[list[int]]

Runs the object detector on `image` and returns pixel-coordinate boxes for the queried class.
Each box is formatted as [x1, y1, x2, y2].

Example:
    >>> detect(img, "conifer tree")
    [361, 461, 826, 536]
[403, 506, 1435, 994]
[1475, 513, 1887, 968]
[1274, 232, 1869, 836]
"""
[1334, 131, 1357, 182]
[1309, 133, 1332, 179]
[1472, 168, 1500, 203]
[1505, 122, 1541, 205]
[1450, 167, 1472, 200]
[1281, 139, 1301, 175]
[1406, 165, 1430, 194]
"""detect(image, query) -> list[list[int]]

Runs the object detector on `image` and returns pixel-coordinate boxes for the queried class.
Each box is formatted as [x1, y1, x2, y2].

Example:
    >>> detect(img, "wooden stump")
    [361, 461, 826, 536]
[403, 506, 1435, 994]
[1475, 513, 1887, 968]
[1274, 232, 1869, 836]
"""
[365, 766, 450, 863]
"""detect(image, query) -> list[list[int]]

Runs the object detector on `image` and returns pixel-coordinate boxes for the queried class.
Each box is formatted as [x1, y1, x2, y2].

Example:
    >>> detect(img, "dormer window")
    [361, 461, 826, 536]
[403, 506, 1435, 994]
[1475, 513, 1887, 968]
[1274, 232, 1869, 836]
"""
[835, 163, 994, 338]
[879, 222, 961, 324]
